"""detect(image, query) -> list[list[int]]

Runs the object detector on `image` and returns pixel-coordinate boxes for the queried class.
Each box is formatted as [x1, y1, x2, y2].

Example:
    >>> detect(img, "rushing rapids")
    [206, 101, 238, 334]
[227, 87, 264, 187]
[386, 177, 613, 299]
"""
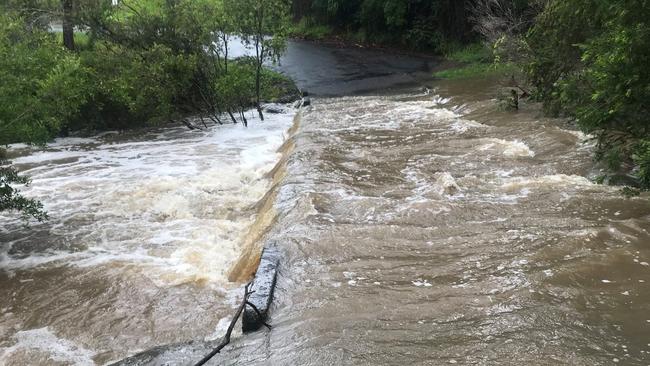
[1, 40, 650, 365]
[208, 83, 650, 365]
[0, 109, 296, 365]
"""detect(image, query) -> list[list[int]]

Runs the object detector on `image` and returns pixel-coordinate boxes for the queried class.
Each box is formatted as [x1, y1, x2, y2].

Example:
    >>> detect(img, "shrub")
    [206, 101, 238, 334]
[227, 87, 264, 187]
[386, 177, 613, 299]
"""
[527, 0, 650, 187]
[0, 12, 92, 144]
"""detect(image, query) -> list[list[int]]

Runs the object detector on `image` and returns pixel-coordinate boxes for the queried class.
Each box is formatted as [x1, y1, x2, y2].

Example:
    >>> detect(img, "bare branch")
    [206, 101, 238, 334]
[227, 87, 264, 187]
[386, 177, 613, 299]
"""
[193, 282, 257, 366]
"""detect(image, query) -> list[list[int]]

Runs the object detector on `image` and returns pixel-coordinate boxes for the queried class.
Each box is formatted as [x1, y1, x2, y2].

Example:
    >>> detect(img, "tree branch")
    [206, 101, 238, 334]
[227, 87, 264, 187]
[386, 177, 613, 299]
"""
[193, 281, 266, 366]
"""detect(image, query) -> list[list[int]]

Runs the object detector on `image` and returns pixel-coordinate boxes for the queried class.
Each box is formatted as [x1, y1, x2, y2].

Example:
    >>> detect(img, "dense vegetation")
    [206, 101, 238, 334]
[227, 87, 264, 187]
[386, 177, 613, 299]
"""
[290, 0, 475, 51]
[474, 0, 650, 189]
[526, 1, 650, 189]
[0, 0, 293, 219]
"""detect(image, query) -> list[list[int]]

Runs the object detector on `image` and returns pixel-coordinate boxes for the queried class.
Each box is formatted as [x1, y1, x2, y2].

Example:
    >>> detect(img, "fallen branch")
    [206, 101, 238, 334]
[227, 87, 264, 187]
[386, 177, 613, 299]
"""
[194, 281, 266, 366]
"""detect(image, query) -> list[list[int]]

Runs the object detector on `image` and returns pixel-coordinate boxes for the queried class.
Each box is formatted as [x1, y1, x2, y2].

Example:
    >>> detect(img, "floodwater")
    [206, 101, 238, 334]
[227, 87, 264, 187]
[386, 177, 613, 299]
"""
[2, 40, 650, 366]
[0, 109, 296, 364]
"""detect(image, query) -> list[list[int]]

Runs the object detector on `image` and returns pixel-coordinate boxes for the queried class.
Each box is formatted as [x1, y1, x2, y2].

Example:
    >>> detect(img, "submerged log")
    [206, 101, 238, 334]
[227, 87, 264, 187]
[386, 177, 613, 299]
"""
[242, 247, 280, 332]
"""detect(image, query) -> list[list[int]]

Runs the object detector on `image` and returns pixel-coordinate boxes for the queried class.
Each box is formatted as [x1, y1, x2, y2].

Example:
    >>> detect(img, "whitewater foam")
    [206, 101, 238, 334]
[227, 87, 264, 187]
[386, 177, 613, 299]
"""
[0, 327, 95, 366]
[478, 138, 535, 158]
[0, 109, 295, 285]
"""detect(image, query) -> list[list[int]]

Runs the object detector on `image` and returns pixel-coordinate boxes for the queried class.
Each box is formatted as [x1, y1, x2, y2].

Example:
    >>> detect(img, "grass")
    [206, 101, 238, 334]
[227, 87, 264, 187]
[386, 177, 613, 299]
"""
[434, 43, 515, 80]
[445, 43, 493, 63]
[434, 62, 516, 79]
[289, 18, 332, 40]
[54, 31, 92, 50]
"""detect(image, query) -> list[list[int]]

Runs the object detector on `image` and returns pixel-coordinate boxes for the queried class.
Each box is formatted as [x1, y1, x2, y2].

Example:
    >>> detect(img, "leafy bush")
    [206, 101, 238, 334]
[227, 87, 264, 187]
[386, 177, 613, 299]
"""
[289, 17, 332, 40]
[72, 44, 197, 130]
[527, 0, 650, 187]
[0, 12, 92, 144]
[0, 150, 48, 222]
[292, 0, 474, 52]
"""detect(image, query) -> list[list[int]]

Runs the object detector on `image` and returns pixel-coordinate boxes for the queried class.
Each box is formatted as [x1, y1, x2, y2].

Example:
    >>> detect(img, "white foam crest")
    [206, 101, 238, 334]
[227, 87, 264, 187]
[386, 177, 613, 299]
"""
[478, 138, 535, 158]
[49, 137, 99, 147]
[450, 119, 487, 133]
[432, 172, 461, 196]
[402, 160, 461, 202]
[432, 94, 453, 105]
[501, 174, 594, 192]
[0, 110, 295, 284]
[0, 327, 95, 366]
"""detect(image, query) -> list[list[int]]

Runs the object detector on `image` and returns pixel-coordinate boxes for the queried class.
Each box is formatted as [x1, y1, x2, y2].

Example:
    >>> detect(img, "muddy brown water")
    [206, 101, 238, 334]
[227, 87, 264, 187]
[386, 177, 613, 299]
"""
[1, 41, 650, 365]
[116, 78, 650, 366]
[199, 79, 650, 366]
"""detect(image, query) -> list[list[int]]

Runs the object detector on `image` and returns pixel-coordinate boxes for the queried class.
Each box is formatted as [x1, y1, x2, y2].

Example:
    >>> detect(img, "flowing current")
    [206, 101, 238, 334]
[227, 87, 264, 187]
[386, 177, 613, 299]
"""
[194, 81, 649, 366]
[0, 109, 296, 365]
[2, 41, 650, 365]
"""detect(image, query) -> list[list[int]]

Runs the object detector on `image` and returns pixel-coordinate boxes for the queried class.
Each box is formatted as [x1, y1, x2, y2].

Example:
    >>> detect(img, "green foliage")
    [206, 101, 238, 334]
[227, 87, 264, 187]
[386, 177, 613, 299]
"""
[216, 62, 256, 113]
[434, 62, 515, 80]
[0, 12, 92, 145]
[289, 16, 332, 40]
[1, 0, 295, 143]
[227, 0, 291, 115]
[434, 43, 515, 80]
[620, 186, 641, 198]
[527, 0, 650, 188]
[404, 19, 445, 51]
[72, 43, 197, 130]
[291, 0, 474, 52]
[0, 150, 48, 222]
[633, 141, 650, 188]
[446, 43, 493, 63]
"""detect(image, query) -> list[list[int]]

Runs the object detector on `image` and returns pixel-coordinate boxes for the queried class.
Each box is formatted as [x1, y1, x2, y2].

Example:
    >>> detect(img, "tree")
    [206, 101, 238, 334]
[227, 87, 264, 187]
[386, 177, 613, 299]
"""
[231, 0, 290, 121]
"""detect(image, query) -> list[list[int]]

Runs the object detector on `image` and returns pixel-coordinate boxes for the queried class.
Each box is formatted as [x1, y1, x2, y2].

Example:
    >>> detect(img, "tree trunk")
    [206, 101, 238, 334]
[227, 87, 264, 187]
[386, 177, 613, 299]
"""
[61, 0, 75, 50]
[255, 36, 264, 121]
[222, 34, 229, 74]
[255, 6, 265, 122]
[228, 110, 238, 124]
